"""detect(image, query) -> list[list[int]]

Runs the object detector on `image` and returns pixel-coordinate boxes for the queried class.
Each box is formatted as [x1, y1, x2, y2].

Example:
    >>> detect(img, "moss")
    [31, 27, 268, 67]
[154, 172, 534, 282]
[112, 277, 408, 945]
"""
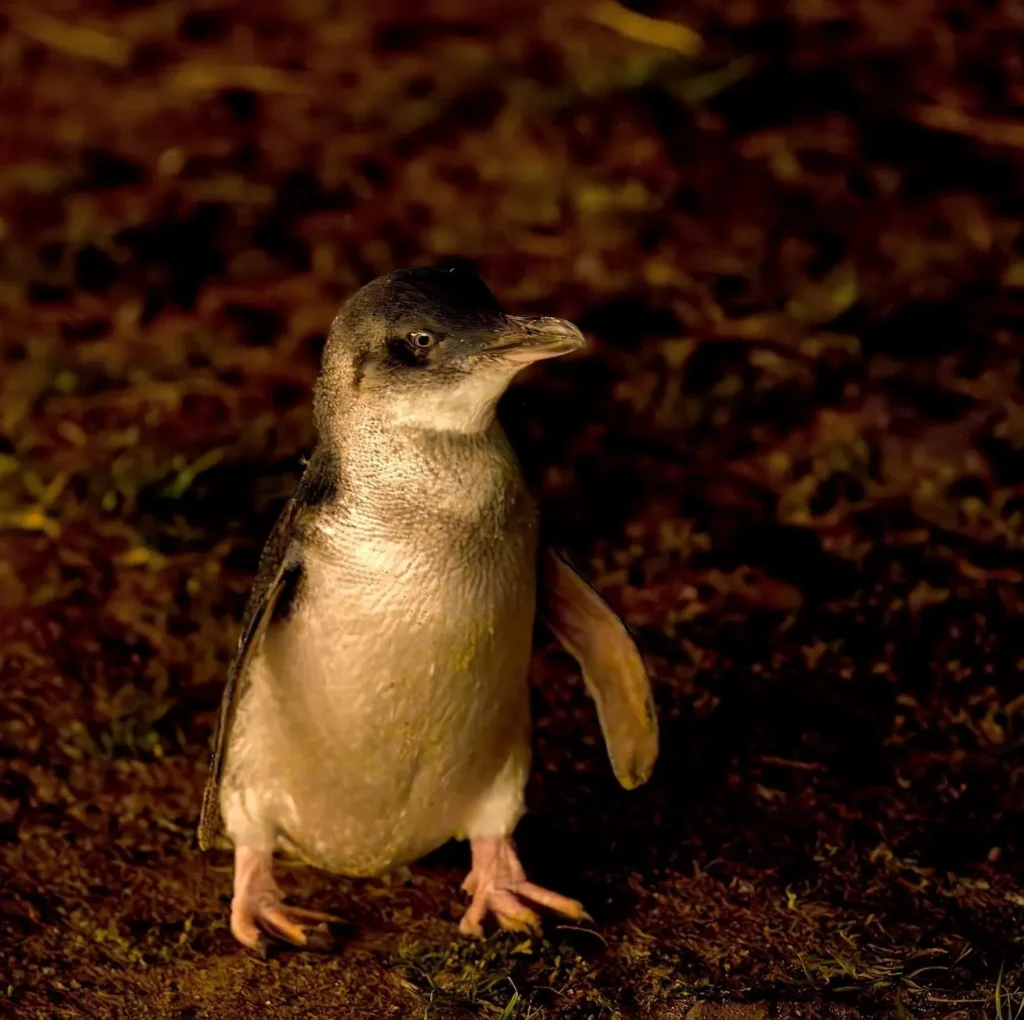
[3, 0, 1024, 1017]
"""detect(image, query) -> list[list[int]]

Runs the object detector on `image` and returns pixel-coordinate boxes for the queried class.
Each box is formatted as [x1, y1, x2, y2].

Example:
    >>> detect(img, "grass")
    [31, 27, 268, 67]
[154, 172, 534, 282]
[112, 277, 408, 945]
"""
[3, 0, 1024, 1017]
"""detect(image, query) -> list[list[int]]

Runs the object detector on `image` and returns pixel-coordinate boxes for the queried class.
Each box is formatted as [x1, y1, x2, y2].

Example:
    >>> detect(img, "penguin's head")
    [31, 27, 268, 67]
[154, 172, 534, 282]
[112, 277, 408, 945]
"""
[316, 266, 585, 433]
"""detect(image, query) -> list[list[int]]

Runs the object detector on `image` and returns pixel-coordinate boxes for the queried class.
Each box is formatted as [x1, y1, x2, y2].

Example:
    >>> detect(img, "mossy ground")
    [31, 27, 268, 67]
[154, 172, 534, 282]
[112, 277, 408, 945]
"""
[2, 2, 1024, 1017]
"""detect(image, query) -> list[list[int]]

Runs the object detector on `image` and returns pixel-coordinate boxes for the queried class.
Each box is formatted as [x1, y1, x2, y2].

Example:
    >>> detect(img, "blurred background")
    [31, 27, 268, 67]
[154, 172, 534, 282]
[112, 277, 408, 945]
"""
[2, 1, 1024, 1017]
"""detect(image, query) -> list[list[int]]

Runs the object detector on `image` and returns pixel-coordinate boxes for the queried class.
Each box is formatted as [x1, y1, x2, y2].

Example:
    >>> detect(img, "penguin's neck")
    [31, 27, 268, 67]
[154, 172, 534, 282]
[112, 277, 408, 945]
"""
[318, 415, 525, 525]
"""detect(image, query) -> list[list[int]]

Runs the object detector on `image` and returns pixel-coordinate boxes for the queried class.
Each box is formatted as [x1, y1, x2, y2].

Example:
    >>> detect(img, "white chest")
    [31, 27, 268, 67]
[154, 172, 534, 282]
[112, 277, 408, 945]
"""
[222, 430, 542, 872]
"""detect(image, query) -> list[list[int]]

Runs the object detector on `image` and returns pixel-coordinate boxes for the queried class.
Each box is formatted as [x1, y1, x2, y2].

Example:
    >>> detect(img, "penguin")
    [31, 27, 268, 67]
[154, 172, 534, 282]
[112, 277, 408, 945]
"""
[198, 266, 658, 952]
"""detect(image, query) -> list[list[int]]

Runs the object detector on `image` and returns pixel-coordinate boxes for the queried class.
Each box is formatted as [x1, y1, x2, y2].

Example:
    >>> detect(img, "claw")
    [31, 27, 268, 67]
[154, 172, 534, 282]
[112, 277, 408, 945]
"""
[304, 928, 337, 954]
[459, 836, 589, 937]
[231, 846, 341, 954]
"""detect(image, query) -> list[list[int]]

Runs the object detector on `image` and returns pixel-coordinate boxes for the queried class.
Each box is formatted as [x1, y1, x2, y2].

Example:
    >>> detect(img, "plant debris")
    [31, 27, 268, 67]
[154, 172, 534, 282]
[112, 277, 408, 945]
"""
[2, 1, 1023, 1017]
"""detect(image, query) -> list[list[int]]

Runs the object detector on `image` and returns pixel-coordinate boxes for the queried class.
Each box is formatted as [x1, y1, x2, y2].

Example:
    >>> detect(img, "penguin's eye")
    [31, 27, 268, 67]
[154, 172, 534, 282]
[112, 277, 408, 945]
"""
[406, 331, 439, 351]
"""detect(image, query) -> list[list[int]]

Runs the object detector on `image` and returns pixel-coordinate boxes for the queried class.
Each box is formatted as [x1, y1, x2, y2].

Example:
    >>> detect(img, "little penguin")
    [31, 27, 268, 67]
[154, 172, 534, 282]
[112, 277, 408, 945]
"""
[197, 266, 658, 952]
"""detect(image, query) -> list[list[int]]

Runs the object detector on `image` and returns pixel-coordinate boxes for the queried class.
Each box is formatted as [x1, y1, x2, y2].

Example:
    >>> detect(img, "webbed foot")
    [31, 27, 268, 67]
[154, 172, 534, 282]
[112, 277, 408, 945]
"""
[459, 835, 591, 936]
[231, 846, 340, 954]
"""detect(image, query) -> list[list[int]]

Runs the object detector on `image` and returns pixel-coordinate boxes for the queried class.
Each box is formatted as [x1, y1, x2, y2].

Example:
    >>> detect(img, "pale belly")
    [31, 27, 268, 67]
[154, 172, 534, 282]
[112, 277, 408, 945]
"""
[222, 532, 536, 876]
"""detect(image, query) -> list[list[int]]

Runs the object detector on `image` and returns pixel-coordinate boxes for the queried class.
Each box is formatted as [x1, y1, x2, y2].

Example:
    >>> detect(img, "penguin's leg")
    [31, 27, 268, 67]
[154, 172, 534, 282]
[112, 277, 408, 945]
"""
[457, 746, 591, 936]
[219, 656, 342, 954]
[229, 845, 339, 954]
[221, 762, 340, 952]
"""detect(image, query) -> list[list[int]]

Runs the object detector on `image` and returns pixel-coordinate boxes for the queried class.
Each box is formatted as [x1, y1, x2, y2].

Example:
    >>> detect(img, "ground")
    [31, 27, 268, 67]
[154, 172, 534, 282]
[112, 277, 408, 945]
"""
[2, 1, 1024, 1017]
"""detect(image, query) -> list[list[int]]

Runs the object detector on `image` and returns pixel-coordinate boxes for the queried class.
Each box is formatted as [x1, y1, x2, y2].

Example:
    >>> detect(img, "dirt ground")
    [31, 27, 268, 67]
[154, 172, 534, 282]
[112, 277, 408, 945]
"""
[3, 1, 1024, 1017]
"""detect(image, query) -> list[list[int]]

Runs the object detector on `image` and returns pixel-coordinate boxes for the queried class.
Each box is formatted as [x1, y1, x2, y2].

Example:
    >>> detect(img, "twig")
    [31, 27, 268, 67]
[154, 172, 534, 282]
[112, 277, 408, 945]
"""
[554, 924, 609, 946]
[586, 0, 703, 56]
[753, 755, 826, 772]
[11, 10, 130, 67]
[912, 104, 1024, 151]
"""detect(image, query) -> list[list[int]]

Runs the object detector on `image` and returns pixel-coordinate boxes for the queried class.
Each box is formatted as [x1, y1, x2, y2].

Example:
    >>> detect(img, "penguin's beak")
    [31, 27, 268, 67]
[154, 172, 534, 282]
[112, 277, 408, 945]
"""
[482, 315, 587, 364]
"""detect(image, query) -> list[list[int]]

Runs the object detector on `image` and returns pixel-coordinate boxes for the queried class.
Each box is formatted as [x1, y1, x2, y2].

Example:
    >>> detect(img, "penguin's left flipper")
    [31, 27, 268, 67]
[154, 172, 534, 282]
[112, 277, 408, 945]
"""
[537, 546, 659, 790]
[196, 500, 307, 852]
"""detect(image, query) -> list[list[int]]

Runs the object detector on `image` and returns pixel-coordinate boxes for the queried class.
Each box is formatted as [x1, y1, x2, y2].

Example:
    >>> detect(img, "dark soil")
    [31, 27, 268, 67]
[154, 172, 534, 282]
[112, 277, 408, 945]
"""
[2, 1, 1024, 1017]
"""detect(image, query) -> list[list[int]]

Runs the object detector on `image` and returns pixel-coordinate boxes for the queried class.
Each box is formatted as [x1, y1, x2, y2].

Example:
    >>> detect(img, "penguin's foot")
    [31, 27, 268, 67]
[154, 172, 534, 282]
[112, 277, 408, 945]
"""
[231, 846, 339, 954]
[459, 835, 591, 936]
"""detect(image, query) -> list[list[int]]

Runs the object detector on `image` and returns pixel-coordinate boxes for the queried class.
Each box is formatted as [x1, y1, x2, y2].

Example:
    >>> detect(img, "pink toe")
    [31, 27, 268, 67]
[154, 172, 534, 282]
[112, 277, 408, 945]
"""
[513, 882, 588, 919]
